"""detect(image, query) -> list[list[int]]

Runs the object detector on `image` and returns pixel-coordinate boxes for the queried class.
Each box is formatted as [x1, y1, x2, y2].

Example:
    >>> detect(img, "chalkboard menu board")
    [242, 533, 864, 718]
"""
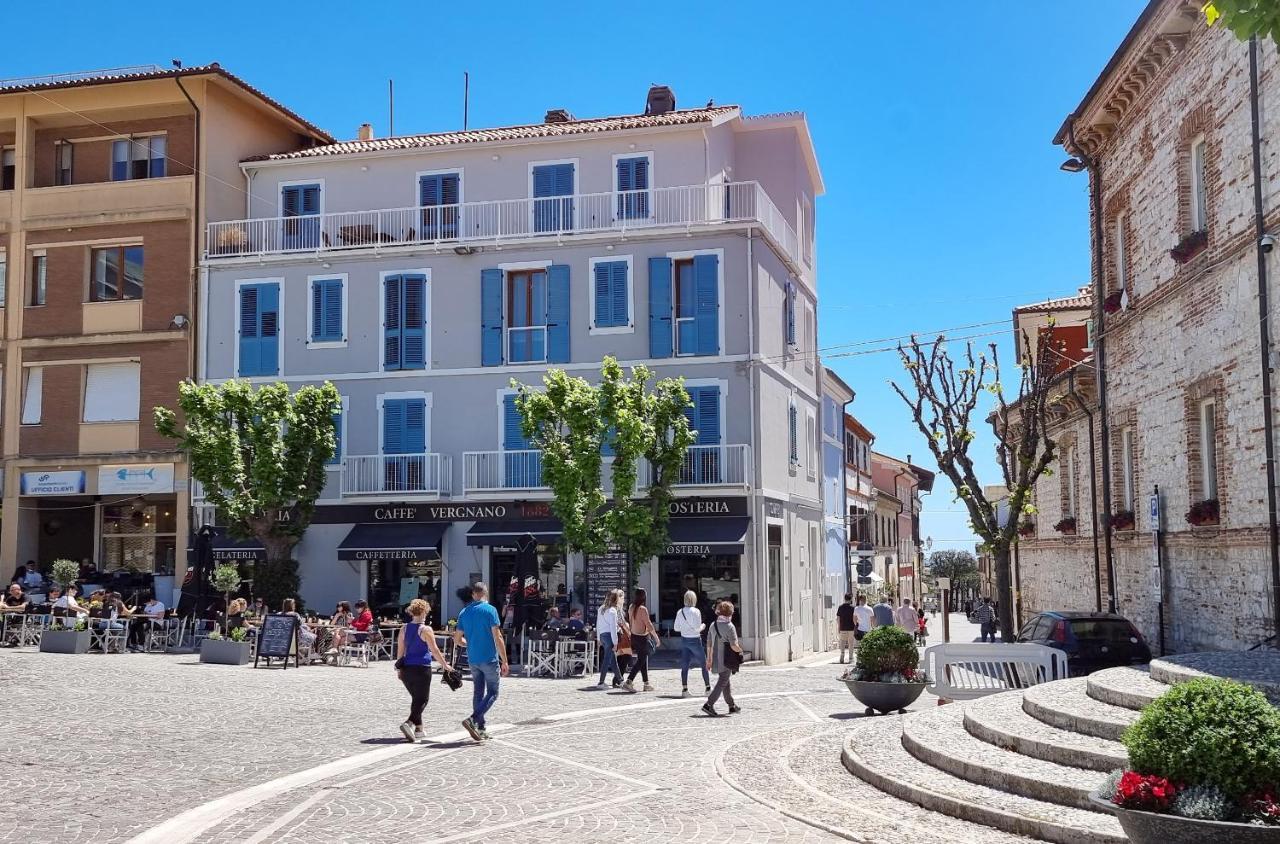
[255, 614, 299, 668]
[585, 550, 629, 612]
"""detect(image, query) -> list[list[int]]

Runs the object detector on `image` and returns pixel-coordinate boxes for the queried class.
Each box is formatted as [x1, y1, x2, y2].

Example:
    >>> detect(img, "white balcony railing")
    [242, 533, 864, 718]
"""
[464, 449, 546, 494]
[342, 454, 451, 497]
[638, 444, 752, 489]
[206, 181, 807, 272]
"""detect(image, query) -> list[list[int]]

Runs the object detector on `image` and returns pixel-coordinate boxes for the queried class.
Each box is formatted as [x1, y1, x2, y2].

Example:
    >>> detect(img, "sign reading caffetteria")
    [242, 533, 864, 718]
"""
[20, 470, 86, 496]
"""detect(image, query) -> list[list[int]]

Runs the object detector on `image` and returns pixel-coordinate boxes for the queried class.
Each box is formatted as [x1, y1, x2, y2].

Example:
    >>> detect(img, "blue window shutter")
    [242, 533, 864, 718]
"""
[238, 285, 259, 376]
[402, 274, 426, 369]
[648, 257, 673, 358]
[481, 268, 504, 366]
[403, 399, 426, 453]
[785, 281, 797, 345]
[300, 184, 320, 215]
[789, 404, 798, 461]
[384, 276, 402, 369]
[383, 399, 405, 454]
[693, 253, 719, 356]
[697, 386, 721, 446]
[610, 261, 629, 326]
[616, 158, 635, 192]
[281, 185, 301, 216]
[533, 165, 555, 198]
[553, 163, 574, 195]
[327, 410, 342, 465]
[546, 264, 570, 363]
[503, 394, 529, 449]
[682, 387, 700, 441]
[593, 263, 612, 328]
[311, 281, 324, 341]
[419, 174, 442, 206]
[257, 283, 279, 375]
[323, 280, 342, 341]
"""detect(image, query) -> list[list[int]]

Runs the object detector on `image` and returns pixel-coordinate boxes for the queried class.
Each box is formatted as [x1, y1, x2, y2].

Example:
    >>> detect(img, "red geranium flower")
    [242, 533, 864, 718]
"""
[1113, 771, 1178, 812]
[1244, 788, 1280, 825]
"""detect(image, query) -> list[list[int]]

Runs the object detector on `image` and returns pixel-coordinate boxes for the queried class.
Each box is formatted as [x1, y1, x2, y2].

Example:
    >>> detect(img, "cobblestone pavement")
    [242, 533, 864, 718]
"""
[0, 615, 1019, 844]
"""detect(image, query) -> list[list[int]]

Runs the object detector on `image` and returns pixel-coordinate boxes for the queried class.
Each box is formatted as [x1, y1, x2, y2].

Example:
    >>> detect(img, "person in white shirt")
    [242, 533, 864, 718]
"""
[895, 598, 917, 630]
[595, 589, 623, 689]
[128, 594, 166, 651]
[50, 586, 84, 628]
[673, 590, 710, 697]
[852, 594, 874, 646]
[22, 565, 43, 591]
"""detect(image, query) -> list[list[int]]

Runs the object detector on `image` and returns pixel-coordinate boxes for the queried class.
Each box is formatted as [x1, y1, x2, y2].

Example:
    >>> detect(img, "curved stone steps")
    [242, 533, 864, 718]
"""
[1022, 678, 1138, 742]
[1151, 653, 1280, 704]
[842, 715, 1126, 844]
[963, 690, 1128, 772]
[903, 702, 1106, 808]
[1086, 665, 1169, 710]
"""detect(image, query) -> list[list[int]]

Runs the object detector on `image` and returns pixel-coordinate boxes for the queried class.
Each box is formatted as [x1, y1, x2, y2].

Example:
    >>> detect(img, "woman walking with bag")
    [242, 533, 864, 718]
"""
[395, 598, 451, 743]
[703, 600, 744, 717]
[595, 588, 623, 689]
[622, 588, 656, 693]
[673, 590, 710, 697]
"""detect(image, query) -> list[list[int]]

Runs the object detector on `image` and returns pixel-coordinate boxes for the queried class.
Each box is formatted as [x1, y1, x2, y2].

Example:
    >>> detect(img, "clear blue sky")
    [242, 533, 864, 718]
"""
[4, 1, 1147, 552]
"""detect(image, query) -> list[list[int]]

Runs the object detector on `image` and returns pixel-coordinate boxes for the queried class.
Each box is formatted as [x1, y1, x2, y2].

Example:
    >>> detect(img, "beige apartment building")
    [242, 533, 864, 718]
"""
[0, 64, 327, 598]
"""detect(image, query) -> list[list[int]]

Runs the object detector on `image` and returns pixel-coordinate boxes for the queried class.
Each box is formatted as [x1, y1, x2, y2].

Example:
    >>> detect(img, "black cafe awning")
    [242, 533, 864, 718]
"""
[210, 532, 266, 563]
[664, 516, 750, 556]
[337, 522, 447, 562]
[466, 518, 562, 547]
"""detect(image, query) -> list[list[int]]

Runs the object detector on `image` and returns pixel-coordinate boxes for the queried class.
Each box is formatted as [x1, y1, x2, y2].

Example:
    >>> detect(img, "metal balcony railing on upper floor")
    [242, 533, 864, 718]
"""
[207, 181, 808, 273]
[341, 453, 451, 498]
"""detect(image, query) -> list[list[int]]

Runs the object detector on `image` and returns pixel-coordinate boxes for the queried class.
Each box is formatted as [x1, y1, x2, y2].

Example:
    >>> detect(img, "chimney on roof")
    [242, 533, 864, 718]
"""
[357, 123, 374, 141]
[544, 108, 574, 124]
[645, 85, 676, 115]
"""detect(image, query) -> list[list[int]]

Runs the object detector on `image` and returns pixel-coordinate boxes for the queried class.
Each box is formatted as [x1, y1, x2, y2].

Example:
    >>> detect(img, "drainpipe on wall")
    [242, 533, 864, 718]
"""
[174, 75, 201, 383]
[1067, 118, 1118, 612]
[1248, 36, 1280, 644]
[1067, 368, 1103, 612]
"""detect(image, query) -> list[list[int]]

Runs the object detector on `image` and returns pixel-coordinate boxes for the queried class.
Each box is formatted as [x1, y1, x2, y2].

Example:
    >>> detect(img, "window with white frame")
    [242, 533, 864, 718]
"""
[1121, 428, 1136, 512]
[0, 253, 6, 307]
[112, 135, 166, 181]
[1114, 214, 1127, 291]
[83, 362, 140, 422]
[1065, 446, 1078, 517]
[1200, 399, 1218, 500]
[804, 303, 815, 373]
[788, 400, 799, 465]
[589, 256, 631, 332]
[21, 367, 42, 425]
[507, 269, 548, 363]
[805, 409, 816, 480]
[1191, 137, 1208, 232]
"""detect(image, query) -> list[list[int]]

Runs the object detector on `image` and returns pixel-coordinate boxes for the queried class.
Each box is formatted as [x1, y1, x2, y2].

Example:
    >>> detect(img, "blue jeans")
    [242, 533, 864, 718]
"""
[470, 660, 501, 728]
[679, 636, 710, 689]
[598, 633, 620, 685]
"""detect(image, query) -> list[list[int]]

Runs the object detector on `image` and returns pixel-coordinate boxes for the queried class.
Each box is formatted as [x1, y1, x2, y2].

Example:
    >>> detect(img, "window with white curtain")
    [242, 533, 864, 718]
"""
[1200, 399, 1218, 499]
[83, 362, 140, 422]
[21, 367, 42, 425]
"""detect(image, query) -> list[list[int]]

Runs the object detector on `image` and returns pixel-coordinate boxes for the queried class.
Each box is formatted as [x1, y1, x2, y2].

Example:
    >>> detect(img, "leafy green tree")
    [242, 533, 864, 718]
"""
[155, 380, 341, 608]
[926, 549, 980, 604]
[1204, 1, 1280, 45]
[514, 357, 695, 588]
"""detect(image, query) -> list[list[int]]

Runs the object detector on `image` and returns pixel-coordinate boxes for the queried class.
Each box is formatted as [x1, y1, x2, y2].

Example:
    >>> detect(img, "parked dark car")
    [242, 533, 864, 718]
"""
[1014, 611, 1152, 675]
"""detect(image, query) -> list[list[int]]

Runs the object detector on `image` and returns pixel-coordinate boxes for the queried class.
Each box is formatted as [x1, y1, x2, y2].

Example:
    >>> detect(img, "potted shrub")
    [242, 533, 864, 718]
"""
[199, 627, 252, 665]
[1054, 516, 1078, 535]
[1111, 510, 1136, 532]
[39, 618, 90, 654]
[1186, 499, 1220, 527]
[1170, 229, 1208, 264]
[839, 625, 928, 715]
[1090, 677, 1280, 842]
[1017, 520, 1036, 538]
[50, 558, 79, 592]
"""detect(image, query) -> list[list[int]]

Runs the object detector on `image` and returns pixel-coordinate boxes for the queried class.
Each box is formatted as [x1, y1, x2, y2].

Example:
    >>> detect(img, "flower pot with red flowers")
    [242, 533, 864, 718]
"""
[1090, 677, 1280, 843]
[1185, 499, 1219, 527]
[1170, 229, 1208, 264]
[1017, 520, 1036, 538]
[1111, 510, 1136, 532]
[1053, 517, 1077, 535]
[839, 625, 929, 715]
[1103, 290, 1125, 314]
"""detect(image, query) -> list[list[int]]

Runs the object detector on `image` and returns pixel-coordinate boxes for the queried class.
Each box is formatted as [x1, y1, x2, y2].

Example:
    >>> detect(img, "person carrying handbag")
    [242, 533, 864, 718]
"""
[395, 598, 452, 743]
[622, 588, 656, 693]
[703, 600, 744, 717]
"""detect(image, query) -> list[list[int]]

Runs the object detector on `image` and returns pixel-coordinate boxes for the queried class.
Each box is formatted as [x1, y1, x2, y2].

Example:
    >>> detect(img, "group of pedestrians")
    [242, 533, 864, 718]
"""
[834, 592, 929, 662]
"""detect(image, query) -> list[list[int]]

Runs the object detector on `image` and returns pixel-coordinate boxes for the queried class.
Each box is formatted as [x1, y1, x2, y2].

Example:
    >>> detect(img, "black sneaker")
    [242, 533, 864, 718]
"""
[701, 703, 720, 717]
[728, 705, 741, 714]
[461, 718, 481, 742]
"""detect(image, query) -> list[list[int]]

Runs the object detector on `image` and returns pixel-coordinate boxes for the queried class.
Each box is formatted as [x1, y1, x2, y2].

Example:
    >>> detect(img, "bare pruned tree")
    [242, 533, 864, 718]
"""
[891, 327, 1061, 640]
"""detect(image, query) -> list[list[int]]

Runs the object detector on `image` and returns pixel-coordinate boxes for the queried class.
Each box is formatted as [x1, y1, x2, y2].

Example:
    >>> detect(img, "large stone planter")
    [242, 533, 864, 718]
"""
[841, 678, 927, 715]
[39, 628, 90, 654]
[1090, 794, 1280, 843]
[199, 639, 252, 666]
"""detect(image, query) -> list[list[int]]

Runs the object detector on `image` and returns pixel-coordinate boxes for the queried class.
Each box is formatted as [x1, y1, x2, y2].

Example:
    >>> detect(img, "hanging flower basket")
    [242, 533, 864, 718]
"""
[1103, 291, 1124, 314]
[1053, 517, 1078, 535]
[1186, 499, 1220, 527]
[1111, 510, 1136, 531]
[1170, 230, 1208, 264]
[1017, 521, 1036, 538]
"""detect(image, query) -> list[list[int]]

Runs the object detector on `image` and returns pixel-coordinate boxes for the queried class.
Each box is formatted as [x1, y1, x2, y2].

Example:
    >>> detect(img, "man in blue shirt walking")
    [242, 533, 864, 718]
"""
[454, 582, 509, 742]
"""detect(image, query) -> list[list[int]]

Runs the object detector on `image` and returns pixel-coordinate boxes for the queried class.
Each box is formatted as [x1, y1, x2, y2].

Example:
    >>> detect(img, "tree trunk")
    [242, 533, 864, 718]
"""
[993, 545, 1015, 642]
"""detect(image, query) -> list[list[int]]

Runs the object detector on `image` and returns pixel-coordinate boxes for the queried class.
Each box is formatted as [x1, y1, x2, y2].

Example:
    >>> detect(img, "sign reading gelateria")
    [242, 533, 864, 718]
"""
[20, 471, 86, 496]
[98, 463, 175, 495]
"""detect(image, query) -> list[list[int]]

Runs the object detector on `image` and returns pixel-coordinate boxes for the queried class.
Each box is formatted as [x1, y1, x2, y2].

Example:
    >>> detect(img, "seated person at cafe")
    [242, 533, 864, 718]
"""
[566, 608, 586, 632]
[95, 592, 133, 631]
[78, 559, 96, 581]
[350, 600, 373, 643]
[326, 601, 352, 654]
[251, 597, 268, 617]
[543, 606, 566, 630]
[1, 583, 27, 645]
[21, 562, 43, 591]
[225, 598, 253, 633]
[49, 586, 83, 628]
[280, 598, 316, 650]
[128, 593, 166, 650]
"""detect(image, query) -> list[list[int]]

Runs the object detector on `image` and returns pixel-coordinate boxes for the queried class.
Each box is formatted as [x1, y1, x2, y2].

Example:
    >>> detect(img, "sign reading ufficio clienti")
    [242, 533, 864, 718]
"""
[98, 464, 176, 495]
[20, 471, 86, 496]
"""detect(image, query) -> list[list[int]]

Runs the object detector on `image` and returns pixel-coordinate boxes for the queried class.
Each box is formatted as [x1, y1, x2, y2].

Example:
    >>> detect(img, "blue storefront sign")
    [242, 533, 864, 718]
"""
[20, 470, 86, 496]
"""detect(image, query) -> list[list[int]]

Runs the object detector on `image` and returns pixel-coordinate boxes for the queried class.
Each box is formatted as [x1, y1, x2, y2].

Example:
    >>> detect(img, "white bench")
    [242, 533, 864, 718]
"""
[922, 643, 1069, 702]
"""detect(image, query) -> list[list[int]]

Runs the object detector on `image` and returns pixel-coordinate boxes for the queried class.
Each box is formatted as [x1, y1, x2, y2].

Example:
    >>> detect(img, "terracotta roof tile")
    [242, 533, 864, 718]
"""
[248, 105, 741, 162]
[1015, 285, 1093, 314]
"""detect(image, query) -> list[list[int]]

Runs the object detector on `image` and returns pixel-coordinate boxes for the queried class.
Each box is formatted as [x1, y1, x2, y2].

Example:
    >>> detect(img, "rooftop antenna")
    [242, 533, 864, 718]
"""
[463, 71, 470, 130]
[388, 79, 395, 137]
[171, 59, 182, 69]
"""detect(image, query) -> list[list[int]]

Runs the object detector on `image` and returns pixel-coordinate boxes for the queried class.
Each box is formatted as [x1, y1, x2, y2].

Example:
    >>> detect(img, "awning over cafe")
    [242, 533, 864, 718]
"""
[466, 518, 562, 547]
[663, 516, 751, 556]
[337, 522, 447, 562]
[209, 532, 267, 563]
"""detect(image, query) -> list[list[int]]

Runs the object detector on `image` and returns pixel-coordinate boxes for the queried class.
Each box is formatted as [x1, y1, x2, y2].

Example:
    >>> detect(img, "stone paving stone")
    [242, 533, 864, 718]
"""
[1021, 677, 1139, 741]
[1150, 651, 1280, 703]
[962, 690, 1128, 771]
[1084, 665, 1169, 710]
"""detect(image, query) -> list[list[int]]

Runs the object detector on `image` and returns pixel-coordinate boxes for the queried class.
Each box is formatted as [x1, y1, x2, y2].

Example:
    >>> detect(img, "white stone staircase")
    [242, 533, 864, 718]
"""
[839, 652, 1280, 843]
